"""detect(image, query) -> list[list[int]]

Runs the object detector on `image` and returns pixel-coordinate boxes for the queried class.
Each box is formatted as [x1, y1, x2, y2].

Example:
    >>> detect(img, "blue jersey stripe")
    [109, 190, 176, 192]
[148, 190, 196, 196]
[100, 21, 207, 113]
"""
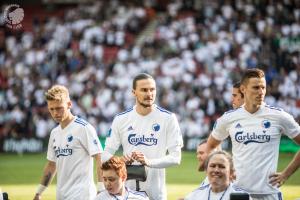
[278, 192, 282, 200]
[116, 108, 133, 116]
[156, 106, 171, 114]
[265, 104, 282, 111]
[75, 117, 88, 125]
[75, 118, 87, 125]
[224, 107, 241, 114]
[74, 120, 87, 126]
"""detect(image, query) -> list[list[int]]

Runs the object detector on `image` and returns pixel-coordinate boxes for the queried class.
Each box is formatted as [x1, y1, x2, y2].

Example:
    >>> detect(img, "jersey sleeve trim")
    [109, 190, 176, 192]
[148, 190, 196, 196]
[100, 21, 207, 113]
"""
[116, 107, 133, 116]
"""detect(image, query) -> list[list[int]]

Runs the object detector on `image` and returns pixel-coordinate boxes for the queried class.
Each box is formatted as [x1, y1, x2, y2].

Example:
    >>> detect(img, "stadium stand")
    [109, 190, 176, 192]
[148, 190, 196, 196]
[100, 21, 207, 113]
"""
[0, 0, 299, 152]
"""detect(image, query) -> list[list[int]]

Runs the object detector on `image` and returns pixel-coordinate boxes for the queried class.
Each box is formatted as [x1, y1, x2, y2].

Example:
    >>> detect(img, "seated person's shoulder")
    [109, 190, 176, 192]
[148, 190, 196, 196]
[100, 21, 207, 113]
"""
[184, 184, 209, 200]
[127, 188, 149, 200]
[94, 190, 110, 200]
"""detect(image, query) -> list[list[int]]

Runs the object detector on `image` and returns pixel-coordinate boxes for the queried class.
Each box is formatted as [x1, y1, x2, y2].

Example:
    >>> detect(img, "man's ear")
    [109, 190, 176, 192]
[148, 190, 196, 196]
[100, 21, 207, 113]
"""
[132, 89, 136, 96]
[67, 100, 72, 109]
[240, 84, 245, 95]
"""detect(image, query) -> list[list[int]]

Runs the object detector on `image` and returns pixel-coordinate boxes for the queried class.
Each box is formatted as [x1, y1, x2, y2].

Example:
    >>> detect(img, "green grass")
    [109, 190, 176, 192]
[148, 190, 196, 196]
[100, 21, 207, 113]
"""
[0, 152, 300, 200]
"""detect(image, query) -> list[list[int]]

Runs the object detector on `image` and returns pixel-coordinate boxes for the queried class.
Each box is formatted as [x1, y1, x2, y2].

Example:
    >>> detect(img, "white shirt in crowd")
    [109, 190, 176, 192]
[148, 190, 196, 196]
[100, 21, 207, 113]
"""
[47, 116, 103, 200]
[212, 103, 300, 194]
[102, 104, 183, 200]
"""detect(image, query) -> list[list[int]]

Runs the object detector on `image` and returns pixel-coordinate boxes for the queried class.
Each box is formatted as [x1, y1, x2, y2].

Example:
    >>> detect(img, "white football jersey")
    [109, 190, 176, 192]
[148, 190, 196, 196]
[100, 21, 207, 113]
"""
[185, 183, 248, 200]
[212, 104, 300, 194]
[104, 104, 183, 200]
[94, 187, 149, 200]
[47, 116, 103, 200]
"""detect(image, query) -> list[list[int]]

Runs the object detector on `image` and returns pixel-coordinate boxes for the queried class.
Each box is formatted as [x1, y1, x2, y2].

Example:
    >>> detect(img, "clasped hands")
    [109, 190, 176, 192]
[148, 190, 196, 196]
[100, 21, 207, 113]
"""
[122, 151, 149, 166]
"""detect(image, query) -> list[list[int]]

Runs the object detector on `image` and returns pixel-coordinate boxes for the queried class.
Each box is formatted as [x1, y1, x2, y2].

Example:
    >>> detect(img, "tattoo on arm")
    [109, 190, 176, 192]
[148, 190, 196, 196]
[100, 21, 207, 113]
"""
[43, 172, 52, 186]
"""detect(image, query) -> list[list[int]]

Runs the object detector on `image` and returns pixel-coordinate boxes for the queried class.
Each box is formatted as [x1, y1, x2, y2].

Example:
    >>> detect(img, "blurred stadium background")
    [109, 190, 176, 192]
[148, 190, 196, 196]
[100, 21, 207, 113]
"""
[0, 0, 299, 199]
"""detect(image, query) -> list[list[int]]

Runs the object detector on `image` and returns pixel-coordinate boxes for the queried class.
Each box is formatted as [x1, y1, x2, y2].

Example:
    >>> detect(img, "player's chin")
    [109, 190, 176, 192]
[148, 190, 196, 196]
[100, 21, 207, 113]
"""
[257, 100, 264, 105]
[53, 118, 62, 123]
[142, 102, 153, 107]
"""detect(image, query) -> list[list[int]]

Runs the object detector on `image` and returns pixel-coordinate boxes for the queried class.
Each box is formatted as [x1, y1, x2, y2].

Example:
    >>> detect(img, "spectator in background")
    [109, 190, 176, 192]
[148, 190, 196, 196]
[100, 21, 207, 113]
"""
[206, 68, 300, 200]
[95, 156, 149, 200]
[1, 0, 300, 155]
[102, 73, 183, 200]
[34, 85, 103, 200]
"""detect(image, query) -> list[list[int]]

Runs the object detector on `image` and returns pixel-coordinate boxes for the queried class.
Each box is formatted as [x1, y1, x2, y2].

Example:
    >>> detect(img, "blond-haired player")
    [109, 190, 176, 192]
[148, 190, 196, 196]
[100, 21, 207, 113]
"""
[33, 85, 103, 200]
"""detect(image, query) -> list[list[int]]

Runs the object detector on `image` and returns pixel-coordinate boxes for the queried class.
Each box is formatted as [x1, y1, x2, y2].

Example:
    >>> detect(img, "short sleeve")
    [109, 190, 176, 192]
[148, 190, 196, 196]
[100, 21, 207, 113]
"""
[104, 116, 121, 153]
[166, 113, 183, 149]
[211, 114, 230, 141]
[82, 124, 103, 156]
[280, 111, 300, 139]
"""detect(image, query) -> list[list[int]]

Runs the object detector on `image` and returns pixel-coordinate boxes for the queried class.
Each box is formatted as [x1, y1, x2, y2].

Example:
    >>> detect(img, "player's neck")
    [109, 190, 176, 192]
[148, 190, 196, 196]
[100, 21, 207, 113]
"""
[136, 104, 153, 116]
[244, 103, 260, 114]
[60, 113, 75, 129]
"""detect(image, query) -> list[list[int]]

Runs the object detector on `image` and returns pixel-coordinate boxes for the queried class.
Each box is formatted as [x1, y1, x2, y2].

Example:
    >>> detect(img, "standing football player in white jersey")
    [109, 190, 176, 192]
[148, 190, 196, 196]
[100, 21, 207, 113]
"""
[102, 73, 183, 200]
[33, 85, 104, 200]
[205, 68, 300, 200]
[95, 156, 149, 200]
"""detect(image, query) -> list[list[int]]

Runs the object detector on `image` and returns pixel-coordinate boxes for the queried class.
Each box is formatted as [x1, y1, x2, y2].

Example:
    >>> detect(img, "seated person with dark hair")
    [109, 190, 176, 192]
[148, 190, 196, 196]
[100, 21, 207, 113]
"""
[95, 156, 149, 200]
[185, 151, 250, 200]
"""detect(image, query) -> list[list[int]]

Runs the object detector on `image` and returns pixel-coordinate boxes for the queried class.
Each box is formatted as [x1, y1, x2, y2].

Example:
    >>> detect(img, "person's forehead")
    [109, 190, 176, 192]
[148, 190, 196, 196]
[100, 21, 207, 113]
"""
[103, 169, 118, 177]
[197, 143, 207, 151]
[136, 78, 156, 87]
[209, 154, 228, 164]
[47, 100, 65, 107]
[247, 77, 266, 85]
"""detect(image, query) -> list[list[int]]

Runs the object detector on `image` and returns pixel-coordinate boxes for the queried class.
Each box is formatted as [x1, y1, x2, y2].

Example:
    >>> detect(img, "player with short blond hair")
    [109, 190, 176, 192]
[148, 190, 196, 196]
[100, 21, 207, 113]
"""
[33, 85, 103, 200]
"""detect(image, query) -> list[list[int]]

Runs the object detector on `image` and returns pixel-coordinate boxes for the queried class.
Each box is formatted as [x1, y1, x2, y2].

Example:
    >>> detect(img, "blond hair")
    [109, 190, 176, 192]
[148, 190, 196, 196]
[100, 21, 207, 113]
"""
[45, 85, 70, 102]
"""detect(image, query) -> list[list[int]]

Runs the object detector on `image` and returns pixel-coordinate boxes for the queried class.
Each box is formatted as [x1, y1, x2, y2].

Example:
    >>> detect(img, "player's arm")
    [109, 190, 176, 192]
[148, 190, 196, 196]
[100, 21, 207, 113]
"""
[132, 145, 182, 168]
[33, 161, 56, 200]
[102, 118, 123, 163]
[205, 115, 228, 159]
[93, 153, 105, 193]
[269, 134, 300, 187]
[207, 134, 222, 154]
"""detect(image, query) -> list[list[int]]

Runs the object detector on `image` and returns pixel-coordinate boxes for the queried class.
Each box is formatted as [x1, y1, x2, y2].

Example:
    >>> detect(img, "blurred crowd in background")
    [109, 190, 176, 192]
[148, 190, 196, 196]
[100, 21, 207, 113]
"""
[0, 0, 299, 146]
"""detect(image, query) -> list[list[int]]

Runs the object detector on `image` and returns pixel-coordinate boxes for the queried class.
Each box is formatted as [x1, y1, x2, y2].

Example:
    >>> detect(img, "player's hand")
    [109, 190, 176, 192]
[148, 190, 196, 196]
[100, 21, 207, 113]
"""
[122, 154, 134, 165]
[33, 194, 41, 200]
[269, 172, 287, 187]
[132, 151, 149, 166]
